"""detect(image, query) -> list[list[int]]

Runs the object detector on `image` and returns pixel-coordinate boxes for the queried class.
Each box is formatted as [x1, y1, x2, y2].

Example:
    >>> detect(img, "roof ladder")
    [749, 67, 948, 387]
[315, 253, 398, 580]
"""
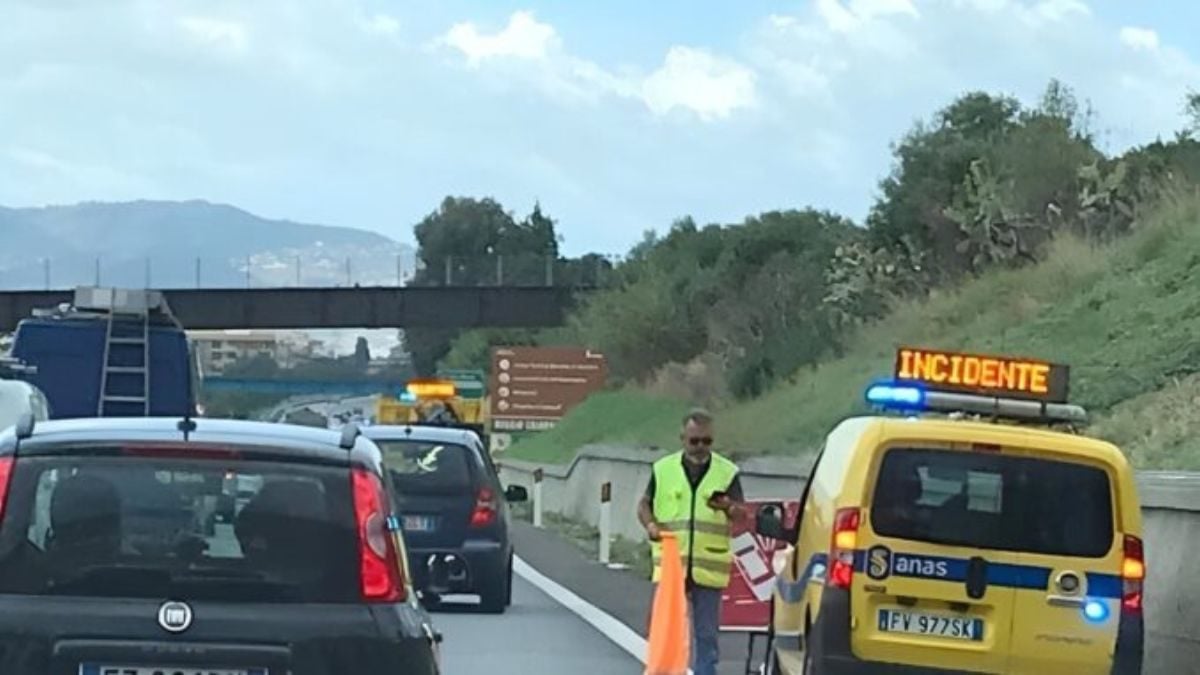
[98, 302, 151, 417]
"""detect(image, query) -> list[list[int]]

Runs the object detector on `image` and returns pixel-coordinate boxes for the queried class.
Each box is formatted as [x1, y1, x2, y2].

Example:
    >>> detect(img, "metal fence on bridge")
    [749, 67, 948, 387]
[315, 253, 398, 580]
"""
[0, 254, 624, 291]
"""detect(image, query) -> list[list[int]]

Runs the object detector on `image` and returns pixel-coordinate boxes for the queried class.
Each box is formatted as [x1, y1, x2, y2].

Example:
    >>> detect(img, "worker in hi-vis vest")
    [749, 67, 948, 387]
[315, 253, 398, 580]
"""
[638, 408, 746, 675]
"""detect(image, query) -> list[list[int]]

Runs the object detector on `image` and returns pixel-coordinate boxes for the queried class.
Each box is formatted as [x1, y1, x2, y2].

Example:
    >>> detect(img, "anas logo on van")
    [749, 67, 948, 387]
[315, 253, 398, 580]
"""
[867, 546, 892, 580]
[892, 553, 951, 579]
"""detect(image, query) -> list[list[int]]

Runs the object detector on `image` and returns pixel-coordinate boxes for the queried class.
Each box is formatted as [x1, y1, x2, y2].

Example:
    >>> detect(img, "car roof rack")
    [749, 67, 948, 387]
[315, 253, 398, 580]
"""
[866, 384, 1088, 426]
[340, 422, 361, 450]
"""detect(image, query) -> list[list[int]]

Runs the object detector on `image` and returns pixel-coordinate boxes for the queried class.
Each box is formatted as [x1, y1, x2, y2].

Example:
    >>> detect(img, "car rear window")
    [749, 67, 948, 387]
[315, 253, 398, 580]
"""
[871, 447, 1114, 557]
[0, 452, 360, 602]
[374, 440, 474, 494]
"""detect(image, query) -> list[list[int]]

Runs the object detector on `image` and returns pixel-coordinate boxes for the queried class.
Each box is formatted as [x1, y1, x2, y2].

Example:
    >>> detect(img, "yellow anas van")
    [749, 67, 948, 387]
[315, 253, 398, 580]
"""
[757, 348, 1144, 675]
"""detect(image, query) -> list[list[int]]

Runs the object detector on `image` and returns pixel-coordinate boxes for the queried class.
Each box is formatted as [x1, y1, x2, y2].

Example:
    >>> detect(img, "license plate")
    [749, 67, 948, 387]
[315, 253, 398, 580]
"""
[878, 609, 984, 641]
[403, 515, 436, 532]
[81, 662, 265, 667]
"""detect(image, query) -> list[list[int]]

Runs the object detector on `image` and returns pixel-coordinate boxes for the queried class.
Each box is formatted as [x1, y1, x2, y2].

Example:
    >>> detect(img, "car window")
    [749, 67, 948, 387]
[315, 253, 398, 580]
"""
[374, 440, 474, 493]
[871, 447, 1114, 558]
[0, 452, 360, 602]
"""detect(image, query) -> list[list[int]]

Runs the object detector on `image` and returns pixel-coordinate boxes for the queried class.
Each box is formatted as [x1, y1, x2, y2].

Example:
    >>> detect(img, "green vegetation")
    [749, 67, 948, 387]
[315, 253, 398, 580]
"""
[405, 81, 1200, 470]
[508, 191, 1200, 466]
[502, 391, 691, 463]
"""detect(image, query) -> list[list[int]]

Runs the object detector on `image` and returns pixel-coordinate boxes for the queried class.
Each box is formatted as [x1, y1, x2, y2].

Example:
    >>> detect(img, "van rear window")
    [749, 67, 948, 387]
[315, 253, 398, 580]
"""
[871, 448, 1114, 557]
[0, 453, 360, 602]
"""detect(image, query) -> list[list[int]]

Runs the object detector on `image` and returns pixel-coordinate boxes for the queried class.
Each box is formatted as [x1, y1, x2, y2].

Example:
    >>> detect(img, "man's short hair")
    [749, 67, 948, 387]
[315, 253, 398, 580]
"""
[682, 407, 713, 428]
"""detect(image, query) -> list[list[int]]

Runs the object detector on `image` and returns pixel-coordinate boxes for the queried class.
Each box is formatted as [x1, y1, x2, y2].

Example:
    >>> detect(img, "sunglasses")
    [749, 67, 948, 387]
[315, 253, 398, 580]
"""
[686, 437, 713, 446]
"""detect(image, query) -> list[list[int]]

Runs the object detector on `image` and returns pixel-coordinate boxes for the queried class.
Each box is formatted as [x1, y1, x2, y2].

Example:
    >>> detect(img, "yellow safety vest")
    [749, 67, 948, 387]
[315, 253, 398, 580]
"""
[650, 451, 738, 589]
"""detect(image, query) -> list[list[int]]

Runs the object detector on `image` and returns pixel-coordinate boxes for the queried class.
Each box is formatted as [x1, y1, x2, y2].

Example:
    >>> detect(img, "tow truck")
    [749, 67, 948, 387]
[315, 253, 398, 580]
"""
[375, 370, 489, 445]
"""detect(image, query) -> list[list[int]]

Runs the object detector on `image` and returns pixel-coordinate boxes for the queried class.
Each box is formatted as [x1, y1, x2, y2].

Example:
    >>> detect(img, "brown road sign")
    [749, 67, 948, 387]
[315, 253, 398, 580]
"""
[490, 346, 607, 432]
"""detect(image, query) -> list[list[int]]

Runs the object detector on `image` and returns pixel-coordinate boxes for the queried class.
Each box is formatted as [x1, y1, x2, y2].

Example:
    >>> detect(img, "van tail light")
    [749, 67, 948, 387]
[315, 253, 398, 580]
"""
[470, 487, 498, 528]
[1121, 534, 1144, 615]
[0, 457, 13, 522]
[352, 468, 406, 602]
[829, 507, 861, 590]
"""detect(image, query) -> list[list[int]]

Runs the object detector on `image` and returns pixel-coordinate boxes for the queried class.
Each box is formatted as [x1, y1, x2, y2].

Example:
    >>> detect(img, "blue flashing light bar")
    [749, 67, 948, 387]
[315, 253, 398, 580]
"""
[1082, 599, 1110, 623]
[864, 380, 1088, 424]
[865, 383, 926, 409]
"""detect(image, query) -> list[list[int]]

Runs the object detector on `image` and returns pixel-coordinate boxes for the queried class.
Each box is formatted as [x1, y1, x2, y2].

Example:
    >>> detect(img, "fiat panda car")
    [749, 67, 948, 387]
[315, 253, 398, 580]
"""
[0, 416, 441, 675]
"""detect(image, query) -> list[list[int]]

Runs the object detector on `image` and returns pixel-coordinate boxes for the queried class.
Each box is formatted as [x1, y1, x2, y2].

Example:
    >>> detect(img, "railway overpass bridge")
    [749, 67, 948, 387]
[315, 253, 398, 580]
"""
[0, 285, 584, 331]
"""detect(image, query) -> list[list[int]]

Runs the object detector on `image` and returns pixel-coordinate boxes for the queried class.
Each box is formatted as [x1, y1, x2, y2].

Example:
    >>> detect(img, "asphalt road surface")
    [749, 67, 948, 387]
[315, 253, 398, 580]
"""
[434, 577, 642, 674]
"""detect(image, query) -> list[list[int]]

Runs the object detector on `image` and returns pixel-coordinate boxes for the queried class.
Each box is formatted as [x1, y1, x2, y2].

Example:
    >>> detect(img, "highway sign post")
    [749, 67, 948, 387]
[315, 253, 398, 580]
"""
[489, 346, 607, 432]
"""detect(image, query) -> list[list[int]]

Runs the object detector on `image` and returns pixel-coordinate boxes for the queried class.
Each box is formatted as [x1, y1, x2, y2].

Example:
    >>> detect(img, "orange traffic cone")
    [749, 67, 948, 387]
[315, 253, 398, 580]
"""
[645, 532, 690, 675]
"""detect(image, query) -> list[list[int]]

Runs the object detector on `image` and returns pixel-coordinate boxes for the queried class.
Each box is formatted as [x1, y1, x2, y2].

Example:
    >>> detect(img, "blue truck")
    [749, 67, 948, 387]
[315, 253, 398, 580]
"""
[9, 287, 197, 419]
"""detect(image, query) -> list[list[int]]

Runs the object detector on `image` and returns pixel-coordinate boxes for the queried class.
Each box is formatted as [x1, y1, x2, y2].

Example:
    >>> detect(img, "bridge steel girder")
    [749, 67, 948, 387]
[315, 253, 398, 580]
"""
[0, 286, 578, 331]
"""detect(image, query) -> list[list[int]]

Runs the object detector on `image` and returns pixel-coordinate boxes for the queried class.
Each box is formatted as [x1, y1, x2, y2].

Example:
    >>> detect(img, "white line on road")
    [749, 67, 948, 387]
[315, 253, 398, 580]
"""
[513, 555, 648, 664]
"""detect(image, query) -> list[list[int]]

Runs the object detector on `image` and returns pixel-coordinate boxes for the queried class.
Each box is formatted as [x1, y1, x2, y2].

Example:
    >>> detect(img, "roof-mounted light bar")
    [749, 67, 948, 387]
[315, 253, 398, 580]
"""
[866, 382, 1087, 424]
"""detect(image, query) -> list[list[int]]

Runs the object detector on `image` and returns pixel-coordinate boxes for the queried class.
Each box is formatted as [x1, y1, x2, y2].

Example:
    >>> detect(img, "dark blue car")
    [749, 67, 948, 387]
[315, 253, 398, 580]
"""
[362, 424, 527, 614]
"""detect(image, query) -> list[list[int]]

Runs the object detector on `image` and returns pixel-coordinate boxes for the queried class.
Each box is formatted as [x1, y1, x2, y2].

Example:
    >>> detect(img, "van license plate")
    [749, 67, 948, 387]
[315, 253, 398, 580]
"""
[403, 515, 436, 532]
[82, 662, 265, 667]
[878, 609, 984, 641]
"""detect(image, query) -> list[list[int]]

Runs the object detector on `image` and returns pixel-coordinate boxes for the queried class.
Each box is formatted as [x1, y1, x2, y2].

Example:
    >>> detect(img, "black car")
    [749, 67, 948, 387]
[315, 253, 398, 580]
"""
[0, 415, 441, 675]
[362, 424, 527, 614]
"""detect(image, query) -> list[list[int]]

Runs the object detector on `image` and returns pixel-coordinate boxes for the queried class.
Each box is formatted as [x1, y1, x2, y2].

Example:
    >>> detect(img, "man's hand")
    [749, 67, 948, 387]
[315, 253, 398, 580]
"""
[707, 493, 733, 513]
[646, 521, 663, 542]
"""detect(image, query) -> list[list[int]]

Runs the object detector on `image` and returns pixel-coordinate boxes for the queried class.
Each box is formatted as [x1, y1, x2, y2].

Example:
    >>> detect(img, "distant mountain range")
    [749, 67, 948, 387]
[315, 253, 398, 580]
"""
[0, 200, 416, 289]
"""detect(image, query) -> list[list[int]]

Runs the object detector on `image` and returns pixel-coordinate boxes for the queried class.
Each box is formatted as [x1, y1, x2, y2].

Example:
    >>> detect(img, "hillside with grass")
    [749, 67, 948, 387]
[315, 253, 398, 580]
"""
[508, 191, 1200, 468]
[407, 82, 1200, 469]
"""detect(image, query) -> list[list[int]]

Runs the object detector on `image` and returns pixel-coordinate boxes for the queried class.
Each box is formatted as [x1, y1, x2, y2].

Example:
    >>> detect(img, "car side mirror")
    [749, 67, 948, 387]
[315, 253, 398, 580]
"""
[755, 502, 794, 542]
[505, 485, 529, 503]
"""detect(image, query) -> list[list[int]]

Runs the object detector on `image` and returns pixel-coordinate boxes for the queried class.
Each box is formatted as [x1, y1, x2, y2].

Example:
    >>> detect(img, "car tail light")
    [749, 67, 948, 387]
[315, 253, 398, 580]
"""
[352, 468, 405, 602]
[0, 457, 13, 522]
[1121, 534, 1144, 614]
[470, 487, 498, 528]
[829, 507, 860, 590]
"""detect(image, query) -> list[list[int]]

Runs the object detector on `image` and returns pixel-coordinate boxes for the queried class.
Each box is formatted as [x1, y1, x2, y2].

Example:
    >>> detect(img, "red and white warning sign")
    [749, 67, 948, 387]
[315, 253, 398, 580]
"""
[719, 499, 802, 631]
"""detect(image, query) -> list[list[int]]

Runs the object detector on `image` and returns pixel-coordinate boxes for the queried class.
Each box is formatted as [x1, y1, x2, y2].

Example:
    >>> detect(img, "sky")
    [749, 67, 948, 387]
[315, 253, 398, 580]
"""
[1, 0, 1197, 255]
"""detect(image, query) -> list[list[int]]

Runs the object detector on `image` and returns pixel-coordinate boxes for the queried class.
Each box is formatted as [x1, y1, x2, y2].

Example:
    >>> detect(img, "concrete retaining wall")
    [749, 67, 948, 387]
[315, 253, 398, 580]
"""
[498, 448, 1200, 673]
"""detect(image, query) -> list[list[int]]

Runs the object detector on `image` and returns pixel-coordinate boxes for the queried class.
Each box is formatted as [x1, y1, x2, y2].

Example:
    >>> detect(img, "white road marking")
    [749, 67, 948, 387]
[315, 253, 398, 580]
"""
[513, 555, 649, 664]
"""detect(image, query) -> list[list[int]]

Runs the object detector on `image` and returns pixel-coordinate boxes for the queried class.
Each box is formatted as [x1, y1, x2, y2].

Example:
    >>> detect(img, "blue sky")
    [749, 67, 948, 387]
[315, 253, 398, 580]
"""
[1, 0, 1197, 255]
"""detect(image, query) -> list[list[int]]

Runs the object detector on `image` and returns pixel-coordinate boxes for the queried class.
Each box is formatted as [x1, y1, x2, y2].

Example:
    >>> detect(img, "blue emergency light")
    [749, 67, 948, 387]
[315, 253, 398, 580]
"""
[865, 383, 926, 409]
[1082, 599, 1109, 623]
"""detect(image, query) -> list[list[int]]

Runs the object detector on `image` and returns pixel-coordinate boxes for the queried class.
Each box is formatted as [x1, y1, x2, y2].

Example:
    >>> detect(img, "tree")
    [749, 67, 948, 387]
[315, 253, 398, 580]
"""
[1187, 90, 1200, 137]
[353, 336, 371, 370]
[405, 197, 559, 374]
[867, 91, 1022, 280]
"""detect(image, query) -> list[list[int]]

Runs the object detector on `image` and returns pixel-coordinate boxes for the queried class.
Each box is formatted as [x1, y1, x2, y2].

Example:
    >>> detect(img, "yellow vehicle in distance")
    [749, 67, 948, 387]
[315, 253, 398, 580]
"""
[375, 372, 489, 442]
[756, 347, 1144, 675]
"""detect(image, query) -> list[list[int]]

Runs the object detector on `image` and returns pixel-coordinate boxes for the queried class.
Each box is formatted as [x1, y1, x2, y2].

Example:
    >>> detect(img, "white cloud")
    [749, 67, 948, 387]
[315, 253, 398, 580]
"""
[642, 47, 757, 121]
[442, 10, 558, 66]
[361, 14, 400, 38]
[177, 16, 249, 55]
[816, 0, 919, 33]
[2, 0, 1198, 256]
[1119, 27, 1160, 52]
[438, 11, 757, 122]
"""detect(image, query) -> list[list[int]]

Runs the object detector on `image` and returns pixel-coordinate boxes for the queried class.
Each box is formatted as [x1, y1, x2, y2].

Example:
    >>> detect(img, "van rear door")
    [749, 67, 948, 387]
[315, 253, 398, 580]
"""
[1005, 454, 1125, 675]
[853, 446, 1019, 673]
